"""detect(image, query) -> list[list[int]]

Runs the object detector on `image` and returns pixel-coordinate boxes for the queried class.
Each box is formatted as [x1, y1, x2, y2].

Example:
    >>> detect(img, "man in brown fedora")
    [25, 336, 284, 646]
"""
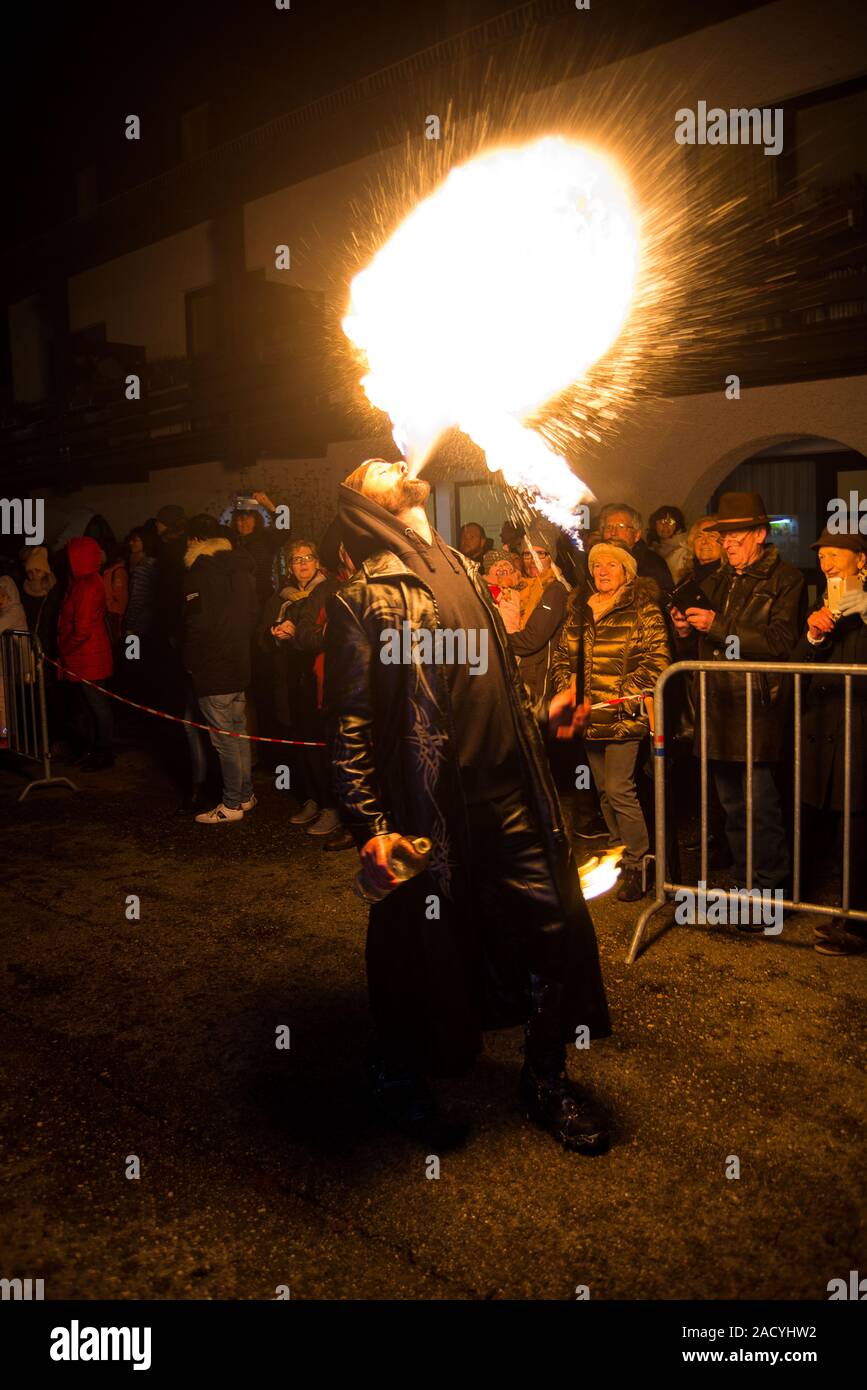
[670, 491, 806, 902]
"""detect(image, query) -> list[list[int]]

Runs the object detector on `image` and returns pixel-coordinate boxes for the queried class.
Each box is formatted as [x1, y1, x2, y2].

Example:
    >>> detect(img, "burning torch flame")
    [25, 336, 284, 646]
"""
[579, 847, 624, 901]
[343, 136, 639, 530]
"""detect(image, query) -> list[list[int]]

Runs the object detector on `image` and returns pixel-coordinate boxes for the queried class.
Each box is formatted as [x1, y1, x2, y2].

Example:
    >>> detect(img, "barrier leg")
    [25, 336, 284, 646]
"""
[627, 687, 669, 964]
[19, 774, 78, 803]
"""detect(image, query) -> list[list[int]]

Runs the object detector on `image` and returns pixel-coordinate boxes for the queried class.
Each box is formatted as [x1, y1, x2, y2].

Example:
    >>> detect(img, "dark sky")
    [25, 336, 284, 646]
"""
[2, 0, 522, 238]
[1, 0, 766, 249]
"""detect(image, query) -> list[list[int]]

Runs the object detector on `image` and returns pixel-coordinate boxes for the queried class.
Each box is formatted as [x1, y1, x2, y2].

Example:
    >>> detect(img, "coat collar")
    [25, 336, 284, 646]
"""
[725, 543, 779, 580]
[184, 537, 233, 568]
[361, 542, 473, 583]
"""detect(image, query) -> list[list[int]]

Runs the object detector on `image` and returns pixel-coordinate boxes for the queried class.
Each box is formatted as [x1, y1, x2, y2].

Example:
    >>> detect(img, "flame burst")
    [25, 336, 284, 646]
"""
[342, 137, 639, 531]
[579, 847, 624, 901]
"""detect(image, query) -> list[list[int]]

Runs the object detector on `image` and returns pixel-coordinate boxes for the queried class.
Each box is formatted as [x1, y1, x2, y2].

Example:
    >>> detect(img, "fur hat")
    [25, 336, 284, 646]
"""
[21, 545, 52, 574]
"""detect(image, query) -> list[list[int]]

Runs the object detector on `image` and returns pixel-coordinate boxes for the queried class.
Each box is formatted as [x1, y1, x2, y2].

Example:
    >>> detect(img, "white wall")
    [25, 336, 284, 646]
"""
[39, 435, 397, 549]
[67, 222, 216, 358]
[584, 374, 867, 521]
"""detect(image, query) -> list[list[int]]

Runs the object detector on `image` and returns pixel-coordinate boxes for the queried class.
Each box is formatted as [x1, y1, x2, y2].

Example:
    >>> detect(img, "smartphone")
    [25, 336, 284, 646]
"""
[667, 578, 711, 613]
[235, 495, 259, 510]
[825, 574, 859, 614]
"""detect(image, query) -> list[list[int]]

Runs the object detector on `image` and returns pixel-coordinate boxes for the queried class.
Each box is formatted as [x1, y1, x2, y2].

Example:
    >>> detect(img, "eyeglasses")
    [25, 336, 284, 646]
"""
[291, 555, 316, 564]
[603, 523, 635, 534]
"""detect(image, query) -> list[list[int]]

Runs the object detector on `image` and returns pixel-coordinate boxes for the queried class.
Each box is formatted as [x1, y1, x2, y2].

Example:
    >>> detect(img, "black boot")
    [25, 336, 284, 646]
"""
[616, 867, 644, 902]
[365, 1053, 468, 1150]
[521, 975, 610, 1156]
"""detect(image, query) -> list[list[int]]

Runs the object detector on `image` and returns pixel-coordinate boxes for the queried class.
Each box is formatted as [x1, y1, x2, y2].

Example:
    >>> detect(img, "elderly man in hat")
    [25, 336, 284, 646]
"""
[793, 527, 867, 955]
[670, 492, 806, 900]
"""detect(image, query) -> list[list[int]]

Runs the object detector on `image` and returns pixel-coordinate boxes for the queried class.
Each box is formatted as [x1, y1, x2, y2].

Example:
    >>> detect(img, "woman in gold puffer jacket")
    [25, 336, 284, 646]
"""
[552, 543, 670, 901]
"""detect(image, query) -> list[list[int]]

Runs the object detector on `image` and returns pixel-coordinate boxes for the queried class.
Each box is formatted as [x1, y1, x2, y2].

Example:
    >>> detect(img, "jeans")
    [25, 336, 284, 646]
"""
[712, 761, 789, 890]
[586, 740, 649, 869]
[196, 691, 252, 810]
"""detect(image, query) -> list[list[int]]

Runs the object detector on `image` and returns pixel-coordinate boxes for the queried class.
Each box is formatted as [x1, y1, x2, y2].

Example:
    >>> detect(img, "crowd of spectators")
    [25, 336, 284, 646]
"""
[1, 482, 865, 955]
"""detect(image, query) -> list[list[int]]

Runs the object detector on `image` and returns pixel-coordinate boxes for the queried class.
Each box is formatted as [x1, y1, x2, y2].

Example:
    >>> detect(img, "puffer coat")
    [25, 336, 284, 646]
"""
[551, 577, 670, 740]
[57, 537, 113, 682]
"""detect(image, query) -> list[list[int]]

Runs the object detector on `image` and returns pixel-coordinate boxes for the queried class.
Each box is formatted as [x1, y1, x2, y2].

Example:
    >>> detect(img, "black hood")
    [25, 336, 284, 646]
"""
[338, 483, 455, 574]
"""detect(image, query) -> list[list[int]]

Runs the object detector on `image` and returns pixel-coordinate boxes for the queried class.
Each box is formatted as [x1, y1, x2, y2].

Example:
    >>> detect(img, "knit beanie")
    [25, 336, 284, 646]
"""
[587, 542, 637, 581]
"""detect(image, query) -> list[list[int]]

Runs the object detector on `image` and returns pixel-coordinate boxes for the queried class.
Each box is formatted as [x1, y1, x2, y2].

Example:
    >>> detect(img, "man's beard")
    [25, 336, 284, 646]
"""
[379, 476, 431, 515]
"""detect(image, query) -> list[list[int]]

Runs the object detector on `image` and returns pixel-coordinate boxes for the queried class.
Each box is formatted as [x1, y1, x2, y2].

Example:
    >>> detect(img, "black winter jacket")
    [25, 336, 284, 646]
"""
[182, 539, 258, 697]
[508, 571, 570, 702]
[633, 538, 674, 594]
[793, 599, 867, 814]
[683, 544, 806, 762]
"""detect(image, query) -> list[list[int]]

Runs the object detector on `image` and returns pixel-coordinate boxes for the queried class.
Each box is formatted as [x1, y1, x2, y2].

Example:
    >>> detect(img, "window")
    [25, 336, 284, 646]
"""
[456, 480, 512, 542]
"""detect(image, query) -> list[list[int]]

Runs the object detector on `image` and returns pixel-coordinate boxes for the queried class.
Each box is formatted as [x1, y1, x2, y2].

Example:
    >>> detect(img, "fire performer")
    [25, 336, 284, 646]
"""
[324, 459, 610, 1155]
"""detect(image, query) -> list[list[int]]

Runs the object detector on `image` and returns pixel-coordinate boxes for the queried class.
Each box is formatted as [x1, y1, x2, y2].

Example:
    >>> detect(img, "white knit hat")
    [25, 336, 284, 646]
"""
[587, 542, 637, 580]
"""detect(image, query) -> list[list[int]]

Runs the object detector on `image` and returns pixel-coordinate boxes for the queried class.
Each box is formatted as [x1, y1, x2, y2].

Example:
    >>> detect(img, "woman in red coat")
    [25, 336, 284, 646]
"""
[58, 537, 115, 769]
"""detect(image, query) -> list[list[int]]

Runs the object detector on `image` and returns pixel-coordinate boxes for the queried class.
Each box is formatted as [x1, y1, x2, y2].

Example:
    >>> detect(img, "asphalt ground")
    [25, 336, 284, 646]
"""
[1, 725, 865, 1301]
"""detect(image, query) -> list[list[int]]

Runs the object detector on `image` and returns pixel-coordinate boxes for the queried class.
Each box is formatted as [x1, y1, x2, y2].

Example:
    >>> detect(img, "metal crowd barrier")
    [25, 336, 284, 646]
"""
[627, 658, 866, 963]
[0, 630, 77, 801]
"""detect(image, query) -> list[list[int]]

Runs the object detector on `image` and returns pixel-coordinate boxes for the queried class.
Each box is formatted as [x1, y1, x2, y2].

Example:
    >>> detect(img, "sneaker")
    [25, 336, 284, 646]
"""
[814, 921, 867, 956]
[195, 802, 244, 824]
[814, 916, 842, 941]
[240, 794, 257, 812]
[307, 807, 341, 837]
[290, 799, 319, 825]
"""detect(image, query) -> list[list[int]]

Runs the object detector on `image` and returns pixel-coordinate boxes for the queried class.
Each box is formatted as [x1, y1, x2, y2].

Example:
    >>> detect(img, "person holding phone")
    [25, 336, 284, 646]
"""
[668, 493, 805, 900]
[794, 528, 867, 955]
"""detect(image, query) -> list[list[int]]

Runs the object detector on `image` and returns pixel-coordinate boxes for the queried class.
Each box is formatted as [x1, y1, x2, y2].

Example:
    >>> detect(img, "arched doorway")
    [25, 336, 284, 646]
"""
[709, 434, 867, 601]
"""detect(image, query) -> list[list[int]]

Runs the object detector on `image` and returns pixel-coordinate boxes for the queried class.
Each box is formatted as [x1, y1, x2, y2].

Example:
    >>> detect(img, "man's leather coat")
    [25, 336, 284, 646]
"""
[324, 534, 610, 1073]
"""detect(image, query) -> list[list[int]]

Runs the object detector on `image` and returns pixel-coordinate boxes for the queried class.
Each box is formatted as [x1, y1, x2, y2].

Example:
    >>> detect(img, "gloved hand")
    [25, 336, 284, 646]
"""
[837, 587, 867, 621]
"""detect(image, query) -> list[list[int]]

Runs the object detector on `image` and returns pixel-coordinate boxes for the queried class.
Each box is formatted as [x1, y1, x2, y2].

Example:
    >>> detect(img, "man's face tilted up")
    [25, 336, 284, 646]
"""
[353, 459, 431, 515]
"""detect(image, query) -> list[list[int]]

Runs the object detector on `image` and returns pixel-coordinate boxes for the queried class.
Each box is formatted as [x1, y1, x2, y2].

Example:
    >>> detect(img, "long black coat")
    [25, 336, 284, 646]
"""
[793, 605, 867, 813]
[688, 545, 806, 762]
[324, 539, 610, 1076]
[182, 539, 257, 698]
